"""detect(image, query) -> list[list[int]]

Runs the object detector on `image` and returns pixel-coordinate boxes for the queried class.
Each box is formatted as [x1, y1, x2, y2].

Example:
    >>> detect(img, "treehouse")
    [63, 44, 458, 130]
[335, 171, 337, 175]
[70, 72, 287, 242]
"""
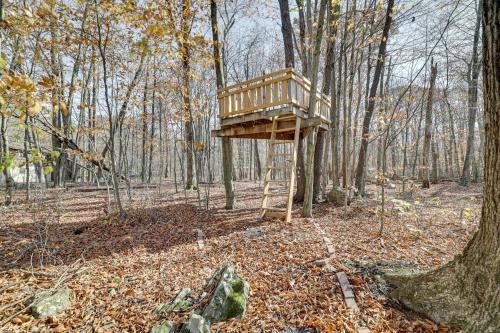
[212, 68, 331, 222]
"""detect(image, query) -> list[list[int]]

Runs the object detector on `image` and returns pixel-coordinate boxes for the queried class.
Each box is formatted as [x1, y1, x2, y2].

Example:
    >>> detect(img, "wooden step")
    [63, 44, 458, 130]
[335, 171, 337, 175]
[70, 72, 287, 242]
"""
[267, 165, 289, 170]
[275, 115, 296, 121]
[266, 179, 290, 183]
[263, 210, 286, 219]
[263, 192, 289, 197]
[272, 127, 296, 133]
[262, 207, 287, 212]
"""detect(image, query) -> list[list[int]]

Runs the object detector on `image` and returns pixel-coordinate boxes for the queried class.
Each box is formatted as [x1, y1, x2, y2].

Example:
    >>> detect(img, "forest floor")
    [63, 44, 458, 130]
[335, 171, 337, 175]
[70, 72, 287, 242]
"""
[0, 180, 483, 333]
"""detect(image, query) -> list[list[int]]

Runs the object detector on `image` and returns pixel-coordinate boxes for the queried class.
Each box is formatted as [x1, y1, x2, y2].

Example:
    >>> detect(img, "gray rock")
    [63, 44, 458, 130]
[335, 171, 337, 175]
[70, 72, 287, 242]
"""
[29, 288, 71, 318]
[156, 287, 193, 314]
[200, 265, 249, 323]
[244, 227, 265, 238]
[151, 321, 175, 333]
[179, 314, 210, 333]
[108, 288, 117, 297]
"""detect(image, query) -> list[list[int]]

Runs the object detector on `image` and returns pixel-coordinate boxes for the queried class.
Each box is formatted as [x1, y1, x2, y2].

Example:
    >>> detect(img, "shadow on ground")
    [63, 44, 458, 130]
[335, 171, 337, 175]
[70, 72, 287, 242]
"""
[0, 185, 267, 270]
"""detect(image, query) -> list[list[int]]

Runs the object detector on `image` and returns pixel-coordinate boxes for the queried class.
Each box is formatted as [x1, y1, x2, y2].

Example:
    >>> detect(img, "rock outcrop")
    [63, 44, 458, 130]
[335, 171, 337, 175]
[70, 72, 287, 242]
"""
[179, 314, 210, 333]
[29, 288, 71, 318]
[199, 265, 250, 323]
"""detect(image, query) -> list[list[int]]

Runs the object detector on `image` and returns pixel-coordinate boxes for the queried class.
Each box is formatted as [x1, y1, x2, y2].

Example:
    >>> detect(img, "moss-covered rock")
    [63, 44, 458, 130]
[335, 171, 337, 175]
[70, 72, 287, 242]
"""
[179, 314, 210, 333]
[156, 287, 193, 314]
[200, 265, 249, 323]
[151, 321, 175, 333]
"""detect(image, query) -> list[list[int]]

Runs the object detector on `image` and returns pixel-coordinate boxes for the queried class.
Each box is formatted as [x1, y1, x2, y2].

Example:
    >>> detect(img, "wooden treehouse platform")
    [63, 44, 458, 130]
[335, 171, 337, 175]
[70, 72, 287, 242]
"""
[211, 68, 331, 140]
[211, 68, 331, 222]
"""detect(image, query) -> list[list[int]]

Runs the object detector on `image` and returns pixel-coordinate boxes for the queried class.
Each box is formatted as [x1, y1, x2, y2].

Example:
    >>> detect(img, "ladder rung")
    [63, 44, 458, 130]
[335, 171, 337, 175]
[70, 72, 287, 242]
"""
[263, 210, 286, 219]
[273, 127, 296, 133]
[267, 165, 288, 170]
[264, 192, 289, 197]
[266, 179, 290, 183]
[276, 115, 296, 121]
[263, 207, 287, 212]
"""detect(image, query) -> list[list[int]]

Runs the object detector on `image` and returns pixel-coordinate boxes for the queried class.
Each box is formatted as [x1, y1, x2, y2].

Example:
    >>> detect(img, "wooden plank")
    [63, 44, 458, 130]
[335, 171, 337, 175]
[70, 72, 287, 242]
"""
[218, 73, 293, 99]
[336, 271, 359, 312]
[194, 229, 206, 257]
[282, 79, 288, 101]
[273, 82, 279, 104]
[217, 68, 291, 94]
[263, 210, 286, 219]
[212, 116, 325, 138]
[261, 117, 279, 218]
[286, 117, 301, 222]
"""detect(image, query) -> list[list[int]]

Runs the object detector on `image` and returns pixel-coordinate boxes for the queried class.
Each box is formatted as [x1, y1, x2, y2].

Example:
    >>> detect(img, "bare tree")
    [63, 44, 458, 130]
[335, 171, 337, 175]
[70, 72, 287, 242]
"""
[354, 0, 395, 195]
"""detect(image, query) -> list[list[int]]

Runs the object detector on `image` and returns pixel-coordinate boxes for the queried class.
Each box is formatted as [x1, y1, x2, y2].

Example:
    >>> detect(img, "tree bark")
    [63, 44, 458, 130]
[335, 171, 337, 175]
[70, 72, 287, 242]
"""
[278, 0, 295, 68]
[390, 2, 499, 331]
[302, 0, 328, 217]
[422, 61, 438, 189]
[461, 0, 482, 186]
[354, 0, 394, 195]
[315, 0, 340, 202]
[210, 0, 234, 208]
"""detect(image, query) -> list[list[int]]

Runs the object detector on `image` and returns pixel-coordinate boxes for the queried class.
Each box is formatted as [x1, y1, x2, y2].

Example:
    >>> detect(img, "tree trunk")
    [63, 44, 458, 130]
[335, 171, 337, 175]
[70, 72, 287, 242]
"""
[315, 0, 340, 202]
[422, 61, 438, 189]
[390, 3, 499, 331]
[354, 0, 394, 195]
[278, 0, 295, 68]
[210, 0, 234, 208]
[148, 72, 156, 183]
[280, 0, 305, 203]
[254, 139, 261, 180]
[302, 0, 328, 217]
[141, 65, 148, 183]
[460, 0, 482, 186]
[0, 1, 13, 205]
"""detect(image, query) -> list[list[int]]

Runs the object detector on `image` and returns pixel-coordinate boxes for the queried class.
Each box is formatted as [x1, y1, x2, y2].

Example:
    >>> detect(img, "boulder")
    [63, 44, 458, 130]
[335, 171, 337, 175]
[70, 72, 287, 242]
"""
[179, 314, 210, 333]
[200, 265, 249, 323]
[151, 321, 175, 333]
[156, 287, 193, 314]
[327, 187, 346, 205]
[29, 288, 71, 318]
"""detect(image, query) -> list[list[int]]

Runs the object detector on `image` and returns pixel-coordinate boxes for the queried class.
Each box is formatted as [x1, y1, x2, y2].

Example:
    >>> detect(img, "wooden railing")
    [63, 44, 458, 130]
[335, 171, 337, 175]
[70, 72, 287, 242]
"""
[217, 68, 330, 121]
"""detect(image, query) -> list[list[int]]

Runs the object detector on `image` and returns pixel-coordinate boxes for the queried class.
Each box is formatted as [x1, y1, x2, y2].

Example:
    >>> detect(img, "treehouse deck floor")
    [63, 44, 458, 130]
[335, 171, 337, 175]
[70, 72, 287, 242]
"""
[211, 105, 330, 140]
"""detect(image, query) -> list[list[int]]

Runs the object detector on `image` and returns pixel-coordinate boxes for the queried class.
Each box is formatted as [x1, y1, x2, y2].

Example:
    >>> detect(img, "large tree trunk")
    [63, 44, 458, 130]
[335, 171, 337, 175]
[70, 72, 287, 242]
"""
[314, 0, 340, 202]
[460, 0, 482, 186]
[141, 65, 148, 183]
[0, 0, 13, 206]
[422, 61, 438, 188]
[279, 0, 306, 203]
[278, 0, 295, 68]
[354, 0, 394, 195]
[302, 0, 328, 217]
[148, 71, 156, 183]
[390, 3, 499, 331]
[210, 0, 234, 208]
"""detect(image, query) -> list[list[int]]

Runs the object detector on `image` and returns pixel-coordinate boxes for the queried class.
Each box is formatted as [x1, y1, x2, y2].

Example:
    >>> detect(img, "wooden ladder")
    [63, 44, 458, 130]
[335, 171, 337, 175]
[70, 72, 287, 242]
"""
[261, 115, 301, 222]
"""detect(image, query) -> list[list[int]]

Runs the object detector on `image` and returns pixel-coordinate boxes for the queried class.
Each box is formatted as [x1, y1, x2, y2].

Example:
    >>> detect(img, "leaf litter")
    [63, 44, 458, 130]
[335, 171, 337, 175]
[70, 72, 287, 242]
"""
[0, 181, 481, 332]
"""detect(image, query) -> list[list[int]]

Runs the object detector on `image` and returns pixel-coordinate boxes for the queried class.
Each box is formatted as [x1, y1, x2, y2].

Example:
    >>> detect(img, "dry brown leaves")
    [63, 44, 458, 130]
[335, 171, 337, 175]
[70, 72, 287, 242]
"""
[0, 181, 481, 332]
